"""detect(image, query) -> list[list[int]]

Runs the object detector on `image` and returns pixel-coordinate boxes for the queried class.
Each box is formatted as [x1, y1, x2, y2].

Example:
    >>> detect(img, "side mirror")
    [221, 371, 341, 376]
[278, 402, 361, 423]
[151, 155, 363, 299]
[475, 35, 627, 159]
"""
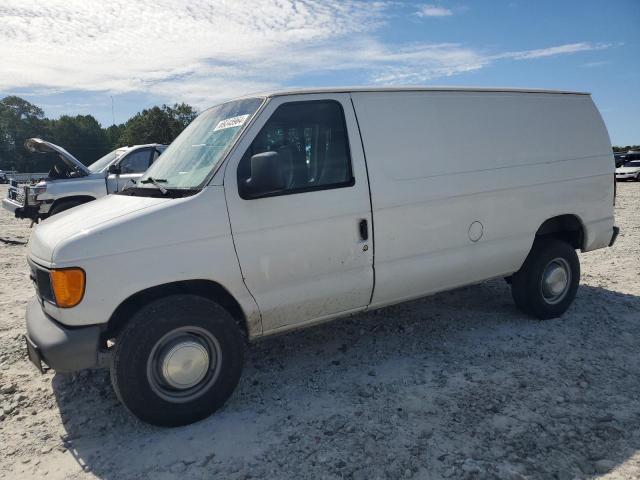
[243, 151, 285, 198]
[108, 164, 121, 175]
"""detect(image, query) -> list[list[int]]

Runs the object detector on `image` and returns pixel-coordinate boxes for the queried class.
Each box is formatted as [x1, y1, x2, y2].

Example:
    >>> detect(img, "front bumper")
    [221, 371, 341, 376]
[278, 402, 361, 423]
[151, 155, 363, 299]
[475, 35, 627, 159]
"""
[25, 296, 101, 373]
[2, 197, 22, 213]
[3, 196, 44, 221]
[615, 173, 637, 180]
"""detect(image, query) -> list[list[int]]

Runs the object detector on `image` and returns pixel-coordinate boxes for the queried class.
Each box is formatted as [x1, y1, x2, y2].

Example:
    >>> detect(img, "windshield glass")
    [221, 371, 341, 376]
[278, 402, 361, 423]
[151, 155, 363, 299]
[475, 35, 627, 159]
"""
[138, 97, 264, 189]
[623, 160, 640, 167]
[88, 150, 121, 173]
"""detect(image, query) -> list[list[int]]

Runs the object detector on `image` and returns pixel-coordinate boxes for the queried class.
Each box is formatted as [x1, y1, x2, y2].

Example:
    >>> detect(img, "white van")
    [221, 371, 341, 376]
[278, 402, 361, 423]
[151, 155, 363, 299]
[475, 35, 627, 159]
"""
[23, 87, 618, 426]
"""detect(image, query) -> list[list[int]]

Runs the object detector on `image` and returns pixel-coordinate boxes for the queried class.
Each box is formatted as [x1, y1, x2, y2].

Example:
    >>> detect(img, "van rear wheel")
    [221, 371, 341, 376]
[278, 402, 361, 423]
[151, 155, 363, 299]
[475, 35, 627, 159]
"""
[510, 238, 580, 319]
[110, 294, 244, 427]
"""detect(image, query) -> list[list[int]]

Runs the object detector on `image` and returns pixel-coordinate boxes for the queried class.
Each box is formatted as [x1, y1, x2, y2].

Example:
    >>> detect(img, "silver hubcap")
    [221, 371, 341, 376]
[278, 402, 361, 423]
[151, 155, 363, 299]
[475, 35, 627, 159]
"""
[161, 341, 209, 389]
[147, 327, 222, 403]
[541, 258, 571, 304]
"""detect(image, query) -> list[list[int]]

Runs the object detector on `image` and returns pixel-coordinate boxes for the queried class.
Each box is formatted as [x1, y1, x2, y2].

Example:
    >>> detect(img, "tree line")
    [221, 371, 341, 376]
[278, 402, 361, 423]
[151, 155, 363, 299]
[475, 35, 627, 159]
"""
[0, 96, 197, 172]
[613, 145, 640, 153]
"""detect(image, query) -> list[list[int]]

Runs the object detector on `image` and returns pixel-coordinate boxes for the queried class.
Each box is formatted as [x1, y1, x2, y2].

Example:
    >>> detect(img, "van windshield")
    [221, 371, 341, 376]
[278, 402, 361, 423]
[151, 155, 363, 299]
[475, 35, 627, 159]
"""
[136, 98, 263, 190]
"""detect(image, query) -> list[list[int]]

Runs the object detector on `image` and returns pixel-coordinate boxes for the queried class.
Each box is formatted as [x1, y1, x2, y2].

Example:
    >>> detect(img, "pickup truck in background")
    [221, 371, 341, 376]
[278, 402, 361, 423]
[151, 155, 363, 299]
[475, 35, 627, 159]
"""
[2, 138, 167, 221]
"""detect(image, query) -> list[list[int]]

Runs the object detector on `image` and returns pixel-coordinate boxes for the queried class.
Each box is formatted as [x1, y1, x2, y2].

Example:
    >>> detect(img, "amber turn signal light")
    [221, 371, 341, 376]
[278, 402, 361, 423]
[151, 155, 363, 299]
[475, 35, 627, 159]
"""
[50, 268, 85, 308]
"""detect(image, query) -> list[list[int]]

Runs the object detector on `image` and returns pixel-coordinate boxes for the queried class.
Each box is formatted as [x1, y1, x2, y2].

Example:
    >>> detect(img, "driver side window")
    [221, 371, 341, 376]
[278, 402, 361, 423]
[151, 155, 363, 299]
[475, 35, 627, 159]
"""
[119, 149, 152, 174]
[238, 100, 354, 199]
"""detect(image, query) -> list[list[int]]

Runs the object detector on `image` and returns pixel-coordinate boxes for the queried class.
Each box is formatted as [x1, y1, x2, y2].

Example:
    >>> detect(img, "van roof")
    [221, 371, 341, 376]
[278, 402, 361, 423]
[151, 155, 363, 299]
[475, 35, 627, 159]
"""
[239, 86, 590, 99]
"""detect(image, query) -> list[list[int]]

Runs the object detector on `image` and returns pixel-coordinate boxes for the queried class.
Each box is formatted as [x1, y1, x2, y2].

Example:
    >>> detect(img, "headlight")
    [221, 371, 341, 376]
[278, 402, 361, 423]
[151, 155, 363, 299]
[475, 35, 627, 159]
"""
[50, 268, 85, 308]
[28, 184, 47, 200]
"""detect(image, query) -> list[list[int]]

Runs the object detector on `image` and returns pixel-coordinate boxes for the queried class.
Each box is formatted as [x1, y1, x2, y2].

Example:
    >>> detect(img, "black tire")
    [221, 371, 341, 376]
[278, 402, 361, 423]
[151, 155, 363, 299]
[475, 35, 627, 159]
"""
[48, 198, 89, 216]
[110, 294, 244, 427]
[510, 238, 580, 319]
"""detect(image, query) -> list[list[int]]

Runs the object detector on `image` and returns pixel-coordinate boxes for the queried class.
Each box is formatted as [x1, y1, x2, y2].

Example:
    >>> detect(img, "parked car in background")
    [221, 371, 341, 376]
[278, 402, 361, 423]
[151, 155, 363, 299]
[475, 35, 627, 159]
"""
[0, 170, 18, 184]
[614, 153, 628, 167]
[616, 159, 640, 181]
[22, 87, 617, 427]
[2, 139, 167, 221]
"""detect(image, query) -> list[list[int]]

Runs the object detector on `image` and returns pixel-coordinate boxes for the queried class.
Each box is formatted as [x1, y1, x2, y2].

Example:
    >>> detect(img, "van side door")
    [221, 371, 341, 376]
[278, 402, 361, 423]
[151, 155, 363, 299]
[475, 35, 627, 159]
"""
[224, 94, 373, 333]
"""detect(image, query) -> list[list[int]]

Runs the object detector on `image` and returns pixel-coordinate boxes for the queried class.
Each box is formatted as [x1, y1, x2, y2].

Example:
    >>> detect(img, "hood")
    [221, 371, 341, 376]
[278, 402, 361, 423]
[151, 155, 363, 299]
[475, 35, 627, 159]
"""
[25, 138, 90, 176]
[29, 194, 172, 263]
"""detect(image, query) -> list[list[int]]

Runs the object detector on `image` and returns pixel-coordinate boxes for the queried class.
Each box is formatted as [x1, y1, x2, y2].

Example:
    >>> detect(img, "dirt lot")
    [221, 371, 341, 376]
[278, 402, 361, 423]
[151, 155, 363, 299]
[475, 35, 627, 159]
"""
[0, 183, 639, 480]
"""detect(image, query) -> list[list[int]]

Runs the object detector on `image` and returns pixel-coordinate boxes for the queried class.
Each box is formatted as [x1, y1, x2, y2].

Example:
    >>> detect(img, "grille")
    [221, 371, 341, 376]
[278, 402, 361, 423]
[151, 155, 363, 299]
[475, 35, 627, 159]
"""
[29, 261, 54, 303]
[7, 185, 25, 204]
[15, 188, 25, 204]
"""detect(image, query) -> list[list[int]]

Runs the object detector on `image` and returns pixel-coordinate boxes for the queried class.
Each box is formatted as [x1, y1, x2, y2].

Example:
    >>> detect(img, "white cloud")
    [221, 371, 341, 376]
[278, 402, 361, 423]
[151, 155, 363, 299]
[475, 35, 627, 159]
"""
[503, 42, 611, 60]
[0, 0, 387, 105]
[416, 5, 454, 17]
[0, 1, 614, 108]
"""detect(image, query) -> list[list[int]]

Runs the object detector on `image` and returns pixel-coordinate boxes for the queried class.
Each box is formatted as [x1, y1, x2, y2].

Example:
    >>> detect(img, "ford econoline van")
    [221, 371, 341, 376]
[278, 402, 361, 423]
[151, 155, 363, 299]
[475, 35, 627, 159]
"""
[23, 87, 618, 426]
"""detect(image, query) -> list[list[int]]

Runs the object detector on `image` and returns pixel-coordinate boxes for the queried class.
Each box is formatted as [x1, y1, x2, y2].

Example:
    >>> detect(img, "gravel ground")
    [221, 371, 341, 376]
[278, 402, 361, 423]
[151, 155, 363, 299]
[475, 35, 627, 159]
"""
[0, 183, 639, 480]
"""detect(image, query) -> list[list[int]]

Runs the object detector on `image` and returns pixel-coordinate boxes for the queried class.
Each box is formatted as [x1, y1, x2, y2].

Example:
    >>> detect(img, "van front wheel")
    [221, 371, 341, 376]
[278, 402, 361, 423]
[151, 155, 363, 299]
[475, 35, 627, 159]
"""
[110, 295, 244, 427]
[510, 238, 580, 319]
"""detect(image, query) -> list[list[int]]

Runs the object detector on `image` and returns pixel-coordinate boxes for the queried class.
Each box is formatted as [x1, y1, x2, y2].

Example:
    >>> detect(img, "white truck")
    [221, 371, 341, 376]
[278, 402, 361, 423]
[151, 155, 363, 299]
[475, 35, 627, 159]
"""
[23, 87, 618, 426]
[2, 138, 167, 221]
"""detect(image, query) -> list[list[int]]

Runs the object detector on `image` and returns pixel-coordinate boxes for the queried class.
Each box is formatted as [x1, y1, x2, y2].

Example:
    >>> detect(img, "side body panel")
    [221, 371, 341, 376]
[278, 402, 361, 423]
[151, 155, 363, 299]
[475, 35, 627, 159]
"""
[223, 94, 374, 334]
[351, 91, 614, 307]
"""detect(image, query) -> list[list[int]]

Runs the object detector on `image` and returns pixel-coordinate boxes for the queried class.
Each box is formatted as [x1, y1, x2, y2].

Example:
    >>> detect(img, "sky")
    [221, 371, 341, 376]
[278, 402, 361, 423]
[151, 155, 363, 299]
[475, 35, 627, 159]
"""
[1, 0, 638, 145]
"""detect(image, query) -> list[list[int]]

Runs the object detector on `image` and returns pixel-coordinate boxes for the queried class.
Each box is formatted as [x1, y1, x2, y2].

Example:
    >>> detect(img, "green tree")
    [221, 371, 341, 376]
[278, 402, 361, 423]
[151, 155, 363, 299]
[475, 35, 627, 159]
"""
[613, 145, 640, 152]
[46, 115, 111, 165]
[105, 124, 125, 149]
[117, 103, 197, 146]
[0, 96, 48, 171]
[0, 96, 198, 172]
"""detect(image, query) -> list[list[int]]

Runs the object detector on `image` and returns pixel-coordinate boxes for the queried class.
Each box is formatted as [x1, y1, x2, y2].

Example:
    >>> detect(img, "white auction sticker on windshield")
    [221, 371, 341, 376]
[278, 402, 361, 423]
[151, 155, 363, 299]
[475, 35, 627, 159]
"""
[213, 114, 250, 132]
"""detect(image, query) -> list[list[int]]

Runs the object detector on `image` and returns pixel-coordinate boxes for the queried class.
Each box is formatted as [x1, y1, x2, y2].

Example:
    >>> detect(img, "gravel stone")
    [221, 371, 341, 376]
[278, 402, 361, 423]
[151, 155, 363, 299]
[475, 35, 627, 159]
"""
[0, 184, 639, 479]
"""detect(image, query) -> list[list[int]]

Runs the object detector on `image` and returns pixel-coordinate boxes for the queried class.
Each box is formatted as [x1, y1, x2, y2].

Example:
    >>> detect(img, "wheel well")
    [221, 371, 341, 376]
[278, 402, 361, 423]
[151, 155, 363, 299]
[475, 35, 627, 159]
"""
[50, 195, 95, 210]
[535, 214, 584, 250]
[103, 280, 248, 342]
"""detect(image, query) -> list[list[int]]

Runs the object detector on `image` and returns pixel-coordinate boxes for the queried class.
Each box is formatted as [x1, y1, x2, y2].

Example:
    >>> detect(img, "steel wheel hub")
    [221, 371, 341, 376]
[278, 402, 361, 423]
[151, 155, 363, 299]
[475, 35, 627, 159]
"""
[541, 258, 570, 304]
[160, 340, 210, 389]
[146, 327, 222, 403]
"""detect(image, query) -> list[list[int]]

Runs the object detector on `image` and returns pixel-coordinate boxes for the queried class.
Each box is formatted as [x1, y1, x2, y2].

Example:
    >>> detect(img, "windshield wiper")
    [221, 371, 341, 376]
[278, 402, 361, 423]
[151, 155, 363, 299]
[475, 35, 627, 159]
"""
[140, 177, 168, 194]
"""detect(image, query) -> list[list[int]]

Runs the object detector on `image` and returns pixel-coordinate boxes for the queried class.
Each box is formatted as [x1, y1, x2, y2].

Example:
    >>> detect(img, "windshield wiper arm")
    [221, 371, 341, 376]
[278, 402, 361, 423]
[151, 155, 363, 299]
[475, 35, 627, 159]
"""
[140, 177, 168, 194]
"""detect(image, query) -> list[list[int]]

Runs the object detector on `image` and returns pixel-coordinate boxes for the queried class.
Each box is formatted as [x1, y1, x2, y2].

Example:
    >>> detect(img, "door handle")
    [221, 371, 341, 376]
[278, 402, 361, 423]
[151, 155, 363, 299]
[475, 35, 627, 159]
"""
[359, 219, 368, 241]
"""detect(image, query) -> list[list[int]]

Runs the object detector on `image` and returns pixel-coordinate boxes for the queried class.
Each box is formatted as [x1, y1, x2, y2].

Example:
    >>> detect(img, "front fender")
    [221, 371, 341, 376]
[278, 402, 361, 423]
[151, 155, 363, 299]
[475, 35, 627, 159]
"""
[38, 187, 263, 337]
[39, 177, 107, 202]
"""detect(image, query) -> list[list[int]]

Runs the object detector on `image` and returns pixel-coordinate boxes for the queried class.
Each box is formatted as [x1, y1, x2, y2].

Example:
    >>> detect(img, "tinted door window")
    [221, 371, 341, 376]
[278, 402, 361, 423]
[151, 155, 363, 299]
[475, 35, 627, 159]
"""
[120, 149, 152, 173]
[238, 100, 353, 198]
